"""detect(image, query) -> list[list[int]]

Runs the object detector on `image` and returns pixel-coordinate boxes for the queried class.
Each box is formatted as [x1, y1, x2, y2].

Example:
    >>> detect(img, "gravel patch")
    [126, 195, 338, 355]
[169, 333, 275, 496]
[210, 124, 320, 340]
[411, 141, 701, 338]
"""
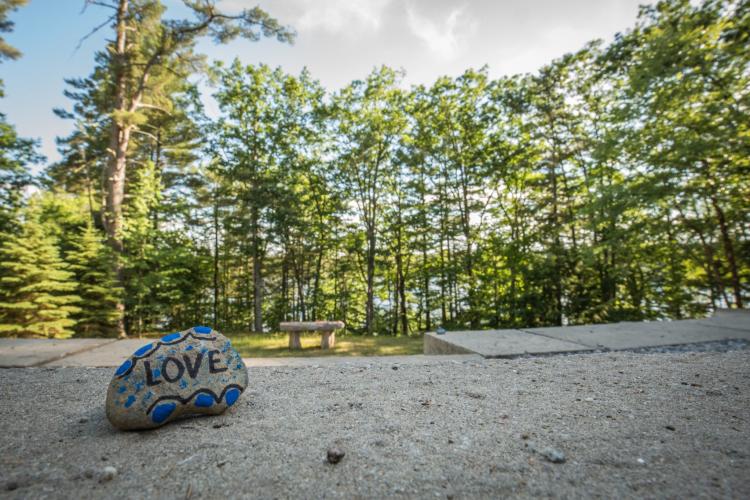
[623, 338, 749, 354]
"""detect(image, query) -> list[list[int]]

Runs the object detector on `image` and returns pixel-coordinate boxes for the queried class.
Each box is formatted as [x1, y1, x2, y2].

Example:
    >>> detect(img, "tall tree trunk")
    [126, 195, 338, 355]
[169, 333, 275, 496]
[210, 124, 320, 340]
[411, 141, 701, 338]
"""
[419, 177, 431, 332]
[422, 241, 430, 332]
[458, 165, 478, 329]
[551, 162, 563, 326]
[252, 207, 263, 332]
[665, 212, 683, 319]
[447, 233, 455, 323]
[281, 254, 288, 321]
[396, 240, 408, 336]
[394, 284, 399, 335]
[710, 195, 743, 308]
[676, 205, 721, 311]
[212, 188, 220, 327]
[312, 246, 323, 320]
[102, 0, 130, 338]
[294, 248, 307, 321]
[366, 222, 375, 335]
[439, 233, 447, 325]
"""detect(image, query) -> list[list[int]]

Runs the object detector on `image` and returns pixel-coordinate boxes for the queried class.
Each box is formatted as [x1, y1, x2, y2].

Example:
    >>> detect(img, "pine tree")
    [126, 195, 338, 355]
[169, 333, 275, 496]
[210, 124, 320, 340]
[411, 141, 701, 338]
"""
[0, 214, 81, 338]
[0, 0, 40, 234]
[67, 222, 122, 337]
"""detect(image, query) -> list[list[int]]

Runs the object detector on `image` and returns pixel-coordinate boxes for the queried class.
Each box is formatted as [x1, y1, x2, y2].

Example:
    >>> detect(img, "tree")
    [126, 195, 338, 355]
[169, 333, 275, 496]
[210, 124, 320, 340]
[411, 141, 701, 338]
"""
[68, 222, 122, 336]
[0, 204, 81, 338]
[18, 0, 746, 339]
[332, 67, 408, 334]
[79, 0, 295, 336]
[209, 62, 326, 332]
[0, 0, 25, 62]
[0, 0, 40, 234]
[607, 0, 749, 309]
[0, 110, 40, 233]
[409, 70, 498, 328]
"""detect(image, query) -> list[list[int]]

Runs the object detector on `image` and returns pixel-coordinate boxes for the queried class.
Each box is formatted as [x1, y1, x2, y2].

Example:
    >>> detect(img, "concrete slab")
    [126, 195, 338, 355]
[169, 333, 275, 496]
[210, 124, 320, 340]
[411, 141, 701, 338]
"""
[697, 309, 750, 332]
[2, 351, 749, 498]
[0, 338, 116, 368]
[424, 329, 592, 358]
[45, 339, 155, 367]
[525, 317, 750, 350]
[424, 333, 477, 355]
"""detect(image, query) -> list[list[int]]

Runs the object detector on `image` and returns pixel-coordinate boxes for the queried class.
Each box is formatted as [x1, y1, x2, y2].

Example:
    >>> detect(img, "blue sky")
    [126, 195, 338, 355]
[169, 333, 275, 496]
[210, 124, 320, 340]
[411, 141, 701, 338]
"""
[1, 0, 646, 166]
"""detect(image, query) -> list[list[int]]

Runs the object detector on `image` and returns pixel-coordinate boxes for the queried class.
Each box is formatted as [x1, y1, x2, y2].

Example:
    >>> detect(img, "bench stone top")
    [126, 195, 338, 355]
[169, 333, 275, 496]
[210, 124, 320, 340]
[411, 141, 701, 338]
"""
[279, 321, 345, 332]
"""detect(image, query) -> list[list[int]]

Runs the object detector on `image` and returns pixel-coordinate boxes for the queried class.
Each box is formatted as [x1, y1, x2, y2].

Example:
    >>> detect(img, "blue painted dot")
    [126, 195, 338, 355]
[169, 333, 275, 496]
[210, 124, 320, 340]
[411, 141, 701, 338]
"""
[114, 359, 132, 376]
[134, 343, 153, 357]
[179, 379, 187, 389]
[225, 388, 240, 407]
[185, 345, 194, 351]
[193, 326, 212, 334]
[153, 368, 161, 378]
[195, 394, 214, 408]
[124, 395, 136, 408]
[151, 402, 177, 424]
[161, 332, 181, 342]
[117, 385, 127, 394]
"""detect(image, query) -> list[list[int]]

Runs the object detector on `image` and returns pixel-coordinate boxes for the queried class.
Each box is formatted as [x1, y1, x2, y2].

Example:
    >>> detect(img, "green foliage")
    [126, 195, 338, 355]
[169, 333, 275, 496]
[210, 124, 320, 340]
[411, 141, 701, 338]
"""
[0, 203, 81, 338]
[121, 160, 211, 334]
[0, 0, 41, 234]
[0, 113, 40, 233]
[3, 0, 745, 337]
[67, 222, 123, 337]
[207, 60, 331, 332]
[332, 66, 408, 334]
[0, 0, 26, 62]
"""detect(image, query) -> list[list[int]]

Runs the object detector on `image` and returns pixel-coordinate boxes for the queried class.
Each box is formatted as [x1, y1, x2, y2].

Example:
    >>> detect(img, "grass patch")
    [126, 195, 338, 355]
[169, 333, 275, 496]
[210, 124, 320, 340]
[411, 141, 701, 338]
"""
[227, 332, 423, 358]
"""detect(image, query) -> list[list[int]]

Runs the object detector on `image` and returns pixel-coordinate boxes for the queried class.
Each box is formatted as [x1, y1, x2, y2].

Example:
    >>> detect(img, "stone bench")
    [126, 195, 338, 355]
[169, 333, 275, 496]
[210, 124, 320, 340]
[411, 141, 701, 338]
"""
[279, 321, 345, 350]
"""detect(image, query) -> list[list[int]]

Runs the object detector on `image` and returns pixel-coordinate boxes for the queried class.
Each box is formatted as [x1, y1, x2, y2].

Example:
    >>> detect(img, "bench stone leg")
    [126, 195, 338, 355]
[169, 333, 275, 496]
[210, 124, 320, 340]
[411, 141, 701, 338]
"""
[289, 331, 302, 349]
[321, 330, 335, 349]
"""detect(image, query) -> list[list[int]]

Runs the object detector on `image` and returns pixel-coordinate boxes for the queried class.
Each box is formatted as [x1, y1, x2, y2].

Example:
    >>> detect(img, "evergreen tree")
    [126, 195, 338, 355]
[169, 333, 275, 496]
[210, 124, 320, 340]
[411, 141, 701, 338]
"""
[90, 0, 293, 337]
[0, 209, 81, 338]
[0, 0, 26, 62]
[0, 109, 39, 233]
[68, 222, 122, 337]
[0, 0, 40, 234]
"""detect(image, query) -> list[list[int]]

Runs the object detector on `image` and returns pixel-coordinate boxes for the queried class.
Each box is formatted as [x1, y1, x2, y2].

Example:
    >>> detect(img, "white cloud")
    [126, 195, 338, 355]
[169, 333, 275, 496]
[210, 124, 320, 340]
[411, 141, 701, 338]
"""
[293, 0, 393, 35]
[218, 0, 392, 37]
[406, 4, 474, 61]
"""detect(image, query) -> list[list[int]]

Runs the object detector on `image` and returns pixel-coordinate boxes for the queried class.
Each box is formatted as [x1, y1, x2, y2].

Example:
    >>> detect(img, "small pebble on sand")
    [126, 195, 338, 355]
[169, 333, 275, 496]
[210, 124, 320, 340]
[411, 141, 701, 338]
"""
[327, 447, 345, 464]
[540, 447, 566, 464]
[99, 466, 117, 483]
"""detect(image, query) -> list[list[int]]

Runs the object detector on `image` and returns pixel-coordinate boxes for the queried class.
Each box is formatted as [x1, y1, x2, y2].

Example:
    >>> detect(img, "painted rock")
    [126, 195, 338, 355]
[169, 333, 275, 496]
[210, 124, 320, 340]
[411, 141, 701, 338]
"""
[105, 326, 247, 430]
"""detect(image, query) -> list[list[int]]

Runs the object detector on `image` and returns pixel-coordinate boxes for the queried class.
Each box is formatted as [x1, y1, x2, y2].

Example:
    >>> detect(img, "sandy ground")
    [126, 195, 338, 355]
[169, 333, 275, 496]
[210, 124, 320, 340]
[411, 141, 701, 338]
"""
[1, 350, 749, 499]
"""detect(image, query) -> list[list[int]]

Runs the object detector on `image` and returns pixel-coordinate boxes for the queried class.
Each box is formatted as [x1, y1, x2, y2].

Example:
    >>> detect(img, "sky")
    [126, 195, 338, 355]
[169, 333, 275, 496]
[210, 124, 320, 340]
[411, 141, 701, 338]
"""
[1, 0, 647, 165]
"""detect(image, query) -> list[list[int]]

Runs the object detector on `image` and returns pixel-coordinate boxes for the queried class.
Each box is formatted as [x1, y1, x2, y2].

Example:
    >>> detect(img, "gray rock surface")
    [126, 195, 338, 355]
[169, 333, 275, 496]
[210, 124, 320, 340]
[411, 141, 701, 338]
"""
[1, 350, 749, 498]
[425, 310, 750, 358]
[0, 338, 116, 367]
[105, 326, 248, 430]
